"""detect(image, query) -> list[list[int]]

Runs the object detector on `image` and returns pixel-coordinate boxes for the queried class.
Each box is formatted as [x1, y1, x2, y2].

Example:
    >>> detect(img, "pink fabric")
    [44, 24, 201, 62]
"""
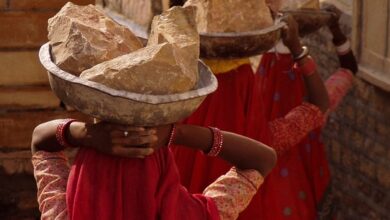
[269, 102, 325, 155]
[67, 147, 220, 220]
[325, 68, 354, 113]
[32, 151, 68, 220]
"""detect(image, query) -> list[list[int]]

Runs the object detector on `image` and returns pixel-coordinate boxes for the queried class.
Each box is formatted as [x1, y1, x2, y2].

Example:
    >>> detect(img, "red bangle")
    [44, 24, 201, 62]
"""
[167, 124, 177, 147]
[207, 127, 223, 157]
[293, 56, 317, 77]
[56, 119, 77, 149]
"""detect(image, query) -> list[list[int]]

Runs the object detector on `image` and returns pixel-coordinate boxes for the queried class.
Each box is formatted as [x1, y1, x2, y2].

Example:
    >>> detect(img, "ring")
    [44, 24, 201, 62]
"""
[124, 131, 129, 137]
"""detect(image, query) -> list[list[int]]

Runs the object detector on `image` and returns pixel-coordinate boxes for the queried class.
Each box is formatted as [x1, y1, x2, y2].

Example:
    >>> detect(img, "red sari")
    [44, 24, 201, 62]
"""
[256, 52, 332, 219]
[66, 147, 220, 220]
[172, 63, 272, 219]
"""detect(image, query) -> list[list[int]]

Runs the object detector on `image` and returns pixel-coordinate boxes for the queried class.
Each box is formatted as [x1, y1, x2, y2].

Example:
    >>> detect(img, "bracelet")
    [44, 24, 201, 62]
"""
[56, 118, 77, 149]
[293, 46, 309, 61]
[167, 124, 177, 147]
[293, 56, 317, 77]
[336, 39, 351, 56]
[206, 127, 224, 157]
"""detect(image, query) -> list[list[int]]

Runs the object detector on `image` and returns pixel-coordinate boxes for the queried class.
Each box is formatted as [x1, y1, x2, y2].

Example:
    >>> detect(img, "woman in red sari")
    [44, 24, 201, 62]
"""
[173, 13, 331, 219]
[256, 5, 358, 219]
[32, 121, 276, 220]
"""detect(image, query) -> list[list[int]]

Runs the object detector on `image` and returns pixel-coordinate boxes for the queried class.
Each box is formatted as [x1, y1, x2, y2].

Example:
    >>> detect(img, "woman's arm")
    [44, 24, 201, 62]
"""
[326, 5, 358, 74]
[173, 125, 277, 176]
[282, 15, 330, 113]
[32, 120, 157, 158]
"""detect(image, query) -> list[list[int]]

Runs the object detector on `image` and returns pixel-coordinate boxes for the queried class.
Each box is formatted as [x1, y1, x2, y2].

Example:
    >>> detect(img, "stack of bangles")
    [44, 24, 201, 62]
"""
[56, 118, 77, 149]
[206, 126, 224, 157]
[336, 39, 351, 56]
[292, 46, 317, 77]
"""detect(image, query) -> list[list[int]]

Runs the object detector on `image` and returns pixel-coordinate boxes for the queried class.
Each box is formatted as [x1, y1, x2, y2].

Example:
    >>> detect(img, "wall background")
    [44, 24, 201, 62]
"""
[0, 0, 389, 219]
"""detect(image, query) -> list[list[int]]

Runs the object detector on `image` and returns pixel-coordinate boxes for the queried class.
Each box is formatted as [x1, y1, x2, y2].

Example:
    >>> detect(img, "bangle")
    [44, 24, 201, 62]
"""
[56, 119, 77, 149]
[293, 56, 317, 77]
[336, 39, 351, 56]
[206, 127, 223, 157]
[167, 124, 177, 147]
[293, 46, 309, 61]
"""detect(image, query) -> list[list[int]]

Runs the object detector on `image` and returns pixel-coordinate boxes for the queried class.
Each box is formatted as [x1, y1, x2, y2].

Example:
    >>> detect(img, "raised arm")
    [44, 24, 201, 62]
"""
[173, 124, 277, 177]
[281, 15, 330, 113]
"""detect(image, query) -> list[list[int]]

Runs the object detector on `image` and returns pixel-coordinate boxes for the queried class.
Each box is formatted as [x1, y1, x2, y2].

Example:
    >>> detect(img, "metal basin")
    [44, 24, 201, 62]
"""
[282, 9, 332, 36]
[199, 22, 285, 59]
[39, 42, 218, 126]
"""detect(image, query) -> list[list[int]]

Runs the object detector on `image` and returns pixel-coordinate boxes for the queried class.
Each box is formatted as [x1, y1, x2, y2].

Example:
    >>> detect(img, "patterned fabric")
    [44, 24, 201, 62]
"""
[269, 102, 325, 155]
[325, 68, 354, 114]
[204, 167, 264, 220]
[32, 151, 263, 220]
[32, 151, 69, 220]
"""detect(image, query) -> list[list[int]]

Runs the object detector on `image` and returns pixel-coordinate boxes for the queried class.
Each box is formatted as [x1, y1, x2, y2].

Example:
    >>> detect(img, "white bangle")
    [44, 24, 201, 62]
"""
[336, 40, 351, 55]
[293, 46, 309, 61]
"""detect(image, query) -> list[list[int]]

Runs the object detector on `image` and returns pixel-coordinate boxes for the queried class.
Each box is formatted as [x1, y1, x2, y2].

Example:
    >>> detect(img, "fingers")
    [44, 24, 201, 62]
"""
[111, 145, 154, 158]
[110, 128, 156, 138]
[112, 135, 158, 147]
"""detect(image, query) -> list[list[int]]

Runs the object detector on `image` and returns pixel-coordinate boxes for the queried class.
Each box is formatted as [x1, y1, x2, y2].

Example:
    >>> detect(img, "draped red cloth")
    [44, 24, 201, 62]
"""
[66, 147, 220, 220]
[172, 63, 272, 219]
[255, 53, 331, 219]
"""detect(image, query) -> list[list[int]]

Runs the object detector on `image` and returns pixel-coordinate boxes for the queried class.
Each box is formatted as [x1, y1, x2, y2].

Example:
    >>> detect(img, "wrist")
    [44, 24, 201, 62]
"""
[289, 42, 303, 57]
[67, 122, 87, 147]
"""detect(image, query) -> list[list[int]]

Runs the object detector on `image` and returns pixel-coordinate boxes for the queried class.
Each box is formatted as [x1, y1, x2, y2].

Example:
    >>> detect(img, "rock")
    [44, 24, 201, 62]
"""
[80, 43, 197, 95]
[267, 0, 320, 11]
[184, 0, 274, 33]
[48, 2, 143, 76]
[148, 6, 199, 87]
[97, 0, 165, 29]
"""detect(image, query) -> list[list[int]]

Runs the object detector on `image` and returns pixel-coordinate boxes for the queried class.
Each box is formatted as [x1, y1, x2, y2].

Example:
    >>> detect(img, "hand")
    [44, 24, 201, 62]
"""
[70, 122, 158, 158]
[324, 4, 342, 29]
[280, 15, 303, 57]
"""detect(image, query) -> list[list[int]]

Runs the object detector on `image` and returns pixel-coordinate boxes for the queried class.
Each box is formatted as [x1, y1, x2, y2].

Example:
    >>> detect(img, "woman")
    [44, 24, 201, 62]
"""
[256, 5, 357, 219]
[173, 12, 331, 219]
[32, 120, 276, 219]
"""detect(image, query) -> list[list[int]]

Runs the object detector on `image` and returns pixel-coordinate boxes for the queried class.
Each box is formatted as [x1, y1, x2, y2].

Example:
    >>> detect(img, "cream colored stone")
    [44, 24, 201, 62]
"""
[80, 43, 197, 94]
[98, 0, 168, 29]
[48, 2, 143, 76]
[148, 6, 199, 86]
[184, 0, 274, 32]
[268, 0, 320, 11]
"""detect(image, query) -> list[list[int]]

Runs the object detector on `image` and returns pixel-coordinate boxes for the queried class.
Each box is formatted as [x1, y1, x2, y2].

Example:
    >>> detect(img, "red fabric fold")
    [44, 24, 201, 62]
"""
[67, 147, 220, 220]
[172, 64, 271, 219]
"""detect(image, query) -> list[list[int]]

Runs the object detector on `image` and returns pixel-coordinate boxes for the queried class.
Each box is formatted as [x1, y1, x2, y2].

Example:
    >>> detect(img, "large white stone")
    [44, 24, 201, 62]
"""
[80, 43, 197, 95]
[48, 2, 143, 76]
[184, 0, 274, 32]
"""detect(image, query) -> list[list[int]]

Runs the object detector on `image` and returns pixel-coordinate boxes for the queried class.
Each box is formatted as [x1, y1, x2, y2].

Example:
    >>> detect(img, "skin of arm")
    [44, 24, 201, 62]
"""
[281, 15, 330, 113]
[173, 124, 277, 176]
[326, 5, 358, 74]
[31, 120, 156, 158]
[32, 120, 276, 177]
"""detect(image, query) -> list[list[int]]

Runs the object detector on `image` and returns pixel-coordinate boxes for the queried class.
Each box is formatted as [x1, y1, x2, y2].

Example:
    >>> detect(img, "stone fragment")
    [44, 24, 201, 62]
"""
[267, 0, 320, 11]
[101, 0, 158, 29]
[48, 2, 143, 76]
[80, 43, 196, 95]
[148, 6, 199, 86]
[184, 0, 273, 33]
